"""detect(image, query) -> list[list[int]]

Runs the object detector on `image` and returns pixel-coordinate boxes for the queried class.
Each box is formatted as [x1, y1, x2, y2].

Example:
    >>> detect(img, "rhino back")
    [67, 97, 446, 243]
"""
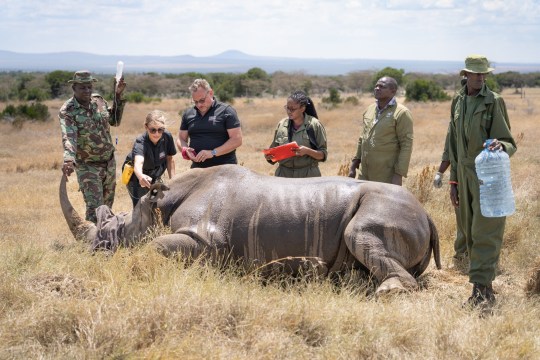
[161, 166, 364, 265]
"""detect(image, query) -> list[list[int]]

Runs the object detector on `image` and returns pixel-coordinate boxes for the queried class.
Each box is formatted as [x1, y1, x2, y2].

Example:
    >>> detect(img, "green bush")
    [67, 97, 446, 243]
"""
[21, 88, 49, 101]
[216, 90, 234, 104]
[45, 70, 73, 98]
[405, 79, 450, 102]
[370, 67, 405, 90]
[344, 96, 359, 106]
[124, 92, 160, 104]
[24, 102, 50, 120]
[485, 77, 500, 93]
[2, 104, 17, 116]
[322, 88, 342, 107]
[125, 91, 145, 103]
[0, 102, 50, 122]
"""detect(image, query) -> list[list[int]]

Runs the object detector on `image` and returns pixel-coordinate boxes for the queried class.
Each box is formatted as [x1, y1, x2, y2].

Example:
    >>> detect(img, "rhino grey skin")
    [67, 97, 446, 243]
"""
[61, 165, 440, 294]
[59, 174, 168, 249]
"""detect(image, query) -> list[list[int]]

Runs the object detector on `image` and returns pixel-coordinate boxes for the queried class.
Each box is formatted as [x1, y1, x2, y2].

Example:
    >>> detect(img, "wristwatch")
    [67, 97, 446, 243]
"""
[211, 149, 217, 157]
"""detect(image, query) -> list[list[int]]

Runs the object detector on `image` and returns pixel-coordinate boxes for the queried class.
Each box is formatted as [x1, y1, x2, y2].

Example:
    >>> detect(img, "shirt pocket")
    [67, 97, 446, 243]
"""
[301, 133, 310, 146]
[480, 113, 493, 137]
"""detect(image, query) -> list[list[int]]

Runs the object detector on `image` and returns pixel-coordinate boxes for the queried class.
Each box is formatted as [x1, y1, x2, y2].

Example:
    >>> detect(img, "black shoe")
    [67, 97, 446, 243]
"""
[465, 283, 496, 309]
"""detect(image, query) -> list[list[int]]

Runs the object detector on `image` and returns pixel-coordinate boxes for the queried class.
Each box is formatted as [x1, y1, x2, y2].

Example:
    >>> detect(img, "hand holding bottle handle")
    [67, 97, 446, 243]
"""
[484, 138, 502, 151]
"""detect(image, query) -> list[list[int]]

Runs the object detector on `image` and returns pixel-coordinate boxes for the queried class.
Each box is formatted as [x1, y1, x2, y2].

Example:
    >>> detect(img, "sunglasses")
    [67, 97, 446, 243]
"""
[193, 91, 209, 105]
[148, 127, 165, 134]
[284, 105, 301, 113]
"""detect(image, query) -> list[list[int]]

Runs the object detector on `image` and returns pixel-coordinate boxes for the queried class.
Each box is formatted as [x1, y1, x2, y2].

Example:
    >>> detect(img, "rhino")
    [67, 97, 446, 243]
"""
[59, 174, 167, 251]
[60, 165, 440, 295]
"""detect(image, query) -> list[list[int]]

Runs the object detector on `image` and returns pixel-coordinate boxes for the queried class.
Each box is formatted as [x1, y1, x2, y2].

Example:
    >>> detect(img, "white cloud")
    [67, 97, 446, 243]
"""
[0, 0, 539, 62]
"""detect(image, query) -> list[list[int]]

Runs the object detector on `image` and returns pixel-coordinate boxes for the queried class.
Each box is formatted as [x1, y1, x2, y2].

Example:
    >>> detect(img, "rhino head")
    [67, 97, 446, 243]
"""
[59, 175, 169, 250]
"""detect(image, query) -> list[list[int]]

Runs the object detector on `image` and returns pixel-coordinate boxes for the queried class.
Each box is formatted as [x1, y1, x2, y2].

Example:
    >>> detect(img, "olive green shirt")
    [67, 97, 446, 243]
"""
[448, 84, 516, 182]
[269, 114, 328, 172]
[353, 99, 414, 183]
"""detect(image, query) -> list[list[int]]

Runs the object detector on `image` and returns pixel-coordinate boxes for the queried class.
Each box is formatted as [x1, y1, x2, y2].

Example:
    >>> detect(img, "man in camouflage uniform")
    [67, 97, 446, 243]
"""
[59, 70, 127, 223]
[348, 76, 414, 185]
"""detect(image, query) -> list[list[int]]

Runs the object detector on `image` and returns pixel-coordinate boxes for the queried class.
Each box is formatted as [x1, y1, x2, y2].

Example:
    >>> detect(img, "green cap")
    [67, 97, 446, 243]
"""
[68, 70, 98, 84]
[460, 55, 494, 76]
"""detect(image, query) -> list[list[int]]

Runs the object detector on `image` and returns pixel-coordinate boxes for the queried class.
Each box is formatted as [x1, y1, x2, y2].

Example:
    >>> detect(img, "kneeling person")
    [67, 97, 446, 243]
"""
[126, 110, 176, 207]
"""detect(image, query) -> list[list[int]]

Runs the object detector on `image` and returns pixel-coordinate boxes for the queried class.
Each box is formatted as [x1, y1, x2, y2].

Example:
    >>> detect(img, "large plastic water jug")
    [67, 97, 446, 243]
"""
[475, 139, 515, 217]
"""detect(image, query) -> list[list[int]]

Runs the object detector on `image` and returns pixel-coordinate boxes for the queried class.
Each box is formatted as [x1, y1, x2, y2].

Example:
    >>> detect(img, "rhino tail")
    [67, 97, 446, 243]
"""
[428, 214, 441, 269]
[59, 175, 97, 243]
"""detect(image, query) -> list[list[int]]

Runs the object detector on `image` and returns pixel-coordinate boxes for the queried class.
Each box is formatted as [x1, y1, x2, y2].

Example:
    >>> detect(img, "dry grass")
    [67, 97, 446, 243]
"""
[0, 88, 539, 358]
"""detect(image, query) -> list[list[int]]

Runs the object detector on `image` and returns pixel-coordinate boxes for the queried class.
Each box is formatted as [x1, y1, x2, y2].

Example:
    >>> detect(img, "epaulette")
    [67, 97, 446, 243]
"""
[61, 98, 77, 112]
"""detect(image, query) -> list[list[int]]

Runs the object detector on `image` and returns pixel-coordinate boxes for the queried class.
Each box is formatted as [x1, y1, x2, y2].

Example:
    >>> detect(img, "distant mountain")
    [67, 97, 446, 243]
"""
[0, 49, 539, 75]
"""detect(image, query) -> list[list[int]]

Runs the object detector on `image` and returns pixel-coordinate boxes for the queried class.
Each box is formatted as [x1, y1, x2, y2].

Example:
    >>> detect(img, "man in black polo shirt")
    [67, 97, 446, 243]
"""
[177, 79, 243, 168]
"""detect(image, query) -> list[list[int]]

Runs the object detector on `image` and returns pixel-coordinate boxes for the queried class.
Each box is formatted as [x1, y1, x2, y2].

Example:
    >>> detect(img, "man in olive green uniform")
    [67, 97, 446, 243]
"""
[448, 55, 517, 308]
[59, 70, 127, 223]
[348, 76, 413, 186]
[434, 128, 467, 273]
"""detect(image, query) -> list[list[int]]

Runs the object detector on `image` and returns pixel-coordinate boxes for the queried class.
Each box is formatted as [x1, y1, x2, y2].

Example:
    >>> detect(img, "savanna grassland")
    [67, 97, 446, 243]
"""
[0, 88, 539, 359]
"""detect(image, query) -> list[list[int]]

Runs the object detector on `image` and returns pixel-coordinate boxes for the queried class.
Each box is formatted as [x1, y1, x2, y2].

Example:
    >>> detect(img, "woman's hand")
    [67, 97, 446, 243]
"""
[295, 146, 324, 161]
[138, 174, 152, 188]
[294, 146, 310, 157]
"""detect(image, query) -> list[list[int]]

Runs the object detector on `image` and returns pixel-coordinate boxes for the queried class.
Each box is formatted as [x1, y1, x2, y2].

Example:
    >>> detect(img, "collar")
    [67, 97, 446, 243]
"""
[285, 113, 308, 129]
[72, 94, 96, 110]
[461, 84, 494, 103]
[466, 83, 489, 97]
[376, 97, 397, 111]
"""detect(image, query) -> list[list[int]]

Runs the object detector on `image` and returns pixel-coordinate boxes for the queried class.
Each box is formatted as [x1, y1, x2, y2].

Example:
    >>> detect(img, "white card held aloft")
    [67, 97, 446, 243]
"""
[115, 61, 124, 83]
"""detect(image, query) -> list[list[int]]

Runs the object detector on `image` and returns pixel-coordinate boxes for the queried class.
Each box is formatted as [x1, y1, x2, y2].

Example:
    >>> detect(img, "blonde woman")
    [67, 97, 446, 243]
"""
[125, 110, 176, 207]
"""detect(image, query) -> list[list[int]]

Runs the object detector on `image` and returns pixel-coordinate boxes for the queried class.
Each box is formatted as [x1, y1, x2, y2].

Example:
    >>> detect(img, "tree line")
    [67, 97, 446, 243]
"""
[1, 67, 539, 120]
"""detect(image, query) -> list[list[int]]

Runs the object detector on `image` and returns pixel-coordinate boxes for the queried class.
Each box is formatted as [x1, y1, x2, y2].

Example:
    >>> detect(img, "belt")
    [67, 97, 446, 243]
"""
[81, 153, 115, 165]
[280, 162, 318, 170]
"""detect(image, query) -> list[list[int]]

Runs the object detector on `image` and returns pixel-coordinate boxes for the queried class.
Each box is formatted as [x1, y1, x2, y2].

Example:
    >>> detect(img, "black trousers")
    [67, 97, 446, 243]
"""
[126, 181, 149, 208]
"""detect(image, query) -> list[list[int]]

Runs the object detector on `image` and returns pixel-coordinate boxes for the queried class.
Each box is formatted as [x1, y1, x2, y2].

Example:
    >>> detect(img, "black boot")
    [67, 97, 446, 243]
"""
[466, 283, 496, 309]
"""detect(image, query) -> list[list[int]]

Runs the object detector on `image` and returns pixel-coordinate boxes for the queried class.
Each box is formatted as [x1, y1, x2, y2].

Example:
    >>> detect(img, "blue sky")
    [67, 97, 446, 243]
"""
[1, 0, 539, 63]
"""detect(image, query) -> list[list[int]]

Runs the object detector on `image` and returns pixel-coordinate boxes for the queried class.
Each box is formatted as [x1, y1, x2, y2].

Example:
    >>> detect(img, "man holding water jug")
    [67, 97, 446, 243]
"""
[447, 55, 517, 310]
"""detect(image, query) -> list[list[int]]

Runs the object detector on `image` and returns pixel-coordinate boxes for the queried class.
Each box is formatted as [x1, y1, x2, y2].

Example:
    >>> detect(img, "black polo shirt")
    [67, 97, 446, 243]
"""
[180, 99, 241, 168]
[128, 130, 176, 183]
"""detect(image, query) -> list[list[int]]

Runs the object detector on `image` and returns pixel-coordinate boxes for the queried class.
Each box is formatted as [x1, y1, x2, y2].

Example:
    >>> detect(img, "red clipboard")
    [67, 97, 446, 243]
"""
[263, 142, 299, 162]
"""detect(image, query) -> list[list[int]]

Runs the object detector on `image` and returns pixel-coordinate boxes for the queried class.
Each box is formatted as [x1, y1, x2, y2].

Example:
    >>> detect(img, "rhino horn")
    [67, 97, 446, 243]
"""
[59, 175, 97, 243]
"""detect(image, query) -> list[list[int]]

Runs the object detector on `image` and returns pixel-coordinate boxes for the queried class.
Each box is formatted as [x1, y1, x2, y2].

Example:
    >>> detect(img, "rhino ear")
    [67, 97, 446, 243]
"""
[148, 183, 169, 202]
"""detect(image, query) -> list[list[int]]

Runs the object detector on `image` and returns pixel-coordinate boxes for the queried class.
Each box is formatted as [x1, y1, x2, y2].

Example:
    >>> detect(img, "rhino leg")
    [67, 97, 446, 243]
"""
[343, 220, 419, 294]
[151, 233, 205, 258]
[376, 277, 408, 297]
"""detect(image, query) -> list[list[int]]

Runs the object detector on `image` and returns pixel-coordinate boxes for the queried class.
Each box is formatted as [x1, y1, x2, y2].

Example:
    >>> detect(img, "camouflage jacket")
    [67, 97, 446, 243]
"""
[59, 94, 125, 164]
